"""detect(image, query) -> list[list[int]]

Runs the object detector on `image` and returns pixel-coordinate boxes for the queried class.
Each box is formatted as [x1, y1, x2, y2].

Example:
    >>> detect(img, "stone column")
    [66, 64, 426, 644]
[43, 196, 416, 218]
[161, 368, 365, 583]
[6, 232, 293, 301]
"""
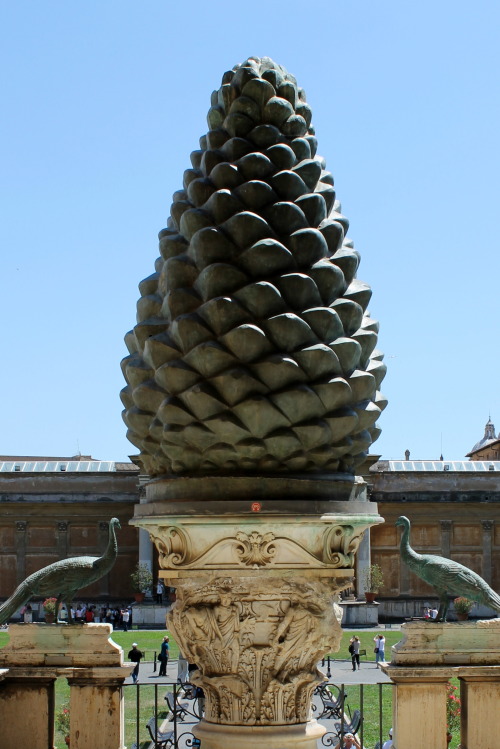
[15, 520, 27, 585]
[134, 474, 383, 749]
[56, 521, 69, 560]
[481, 520, 493, 585]
[440, 519, 452, 559]
[138, 480, 155, 600]
[397, 523, 411, 597]
[356, 528, 370, 599]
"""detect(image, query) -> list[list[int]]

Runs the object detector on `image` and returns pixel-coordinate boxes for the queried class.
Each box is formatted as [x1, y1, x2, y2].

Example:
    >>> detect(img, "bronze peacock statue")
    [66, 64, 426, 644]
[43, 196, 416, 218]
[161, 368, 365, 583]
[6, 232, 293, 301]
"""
[396, 515, 500, 621]
[0, 517, 121, 625]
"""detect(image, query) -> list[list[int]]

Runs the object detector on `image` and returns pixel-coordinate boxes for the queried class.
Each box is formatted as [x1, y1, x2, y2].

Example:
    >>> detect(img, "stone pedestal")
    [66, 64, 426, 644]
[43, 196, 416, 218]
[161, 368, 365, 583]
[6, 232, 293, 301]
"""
[67, 668, 128, 749]
[0, 671, 57, 749]
[340, 601, 379, 627]
[133, 474, 383, 748]
[194, 719, 325, 749]
[460, 670, 500, 747]
[382, 667, 449, 749]
[0, 624, 132, 749]
[381, 619, 500, 749]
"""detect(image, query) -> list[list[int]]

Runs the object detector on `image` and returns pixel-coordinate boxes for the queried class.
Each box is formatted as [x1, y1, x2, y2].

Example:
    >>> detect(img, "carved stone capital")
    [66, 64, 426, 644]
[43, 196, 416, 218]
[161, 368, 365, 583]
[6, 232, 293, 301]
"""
[481, 520, 494, 531]
[15, 521, 27, 532]
[147, 513, 380, 572]
[168, 573, 342, 726]
[57, 522, 69, 532]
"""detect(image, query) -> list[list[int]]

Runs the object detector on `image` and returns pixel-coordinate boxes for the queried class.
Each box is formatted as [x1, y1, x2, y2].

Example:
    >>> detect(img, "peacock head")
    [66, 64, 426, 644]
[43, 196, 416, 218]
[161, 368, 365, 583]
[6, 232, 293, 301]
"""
[110, 518, 121, 531]
[395, 516, 410, 530]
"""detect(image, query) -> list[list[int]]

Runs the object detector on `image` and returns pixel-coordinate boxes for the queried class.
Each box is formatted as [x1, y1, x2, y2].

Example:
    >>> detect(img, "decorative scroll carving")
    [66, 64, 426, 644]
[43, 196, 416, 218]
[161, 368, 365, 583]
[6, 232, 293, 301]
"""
[152, 524, 369, 570]
[322, 523, 365, 567]
[168, 574, 343, 726]
[150, 526, 190, 568]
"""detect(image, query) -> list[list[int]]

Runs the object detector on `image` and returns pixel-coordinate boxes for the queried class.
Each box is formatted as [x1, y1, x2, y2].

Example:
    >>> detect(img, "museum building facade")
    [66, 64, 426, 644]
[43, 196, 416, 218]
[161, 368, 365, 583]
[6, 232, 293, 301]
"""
[1, 418, 499, 619]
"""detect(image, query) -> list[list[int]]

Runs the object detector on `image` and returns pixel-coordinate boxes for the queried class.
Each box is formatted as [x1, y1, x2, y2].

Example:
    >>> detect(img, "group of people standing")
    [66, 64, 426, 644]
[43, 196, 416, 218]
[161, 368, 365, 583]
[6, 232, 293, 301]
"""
[348, 634, 386, 671]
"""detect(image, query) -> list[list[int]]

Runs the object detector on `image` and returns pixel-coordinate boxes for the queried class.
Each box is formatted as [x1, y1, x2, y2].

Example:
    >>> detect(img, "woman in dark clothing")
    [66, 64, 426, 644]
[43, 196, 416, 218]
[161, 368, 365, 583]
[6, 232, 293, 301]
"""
[158, 635, 169, 677]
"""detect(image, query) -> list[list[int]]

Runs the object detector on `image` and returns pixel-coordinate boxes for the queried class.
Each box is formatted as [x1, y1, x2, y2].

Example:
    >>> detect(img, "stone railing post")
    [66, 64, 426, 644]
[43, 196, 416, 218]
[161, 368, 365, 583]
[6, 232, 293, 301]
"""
[67, 668, 129, 749]
[0, 667, 57, 749]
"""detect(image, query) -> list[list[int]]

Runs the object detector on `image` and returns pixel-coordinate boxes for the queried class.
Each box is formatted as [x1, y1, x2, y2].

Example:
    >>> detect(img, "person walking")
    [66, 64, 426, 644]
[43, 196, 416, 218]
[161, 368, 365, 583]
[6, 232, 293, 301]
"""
[121, 607, 130, 632]
[59, 605, 68, 623]
[158, 635, 170, 677]
[374, 633, 385, 667]
[85, 606, 95, 623]
[349, 636, 361, 671]
[177, 651, 189, 684]
[156, 579, 164, 605]
[22, 604, 33, 623]
[128, 643, 144, 684]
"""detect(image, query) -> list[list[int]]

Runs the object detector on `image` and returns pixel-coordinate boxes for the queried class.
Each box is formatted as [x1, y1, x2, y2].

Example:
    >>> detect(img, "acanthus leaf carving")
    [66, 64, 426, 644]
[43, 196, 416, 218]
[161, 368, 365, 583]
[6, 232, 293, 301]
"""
[235, 531, 276, 567]
[168, 574, 342, 726]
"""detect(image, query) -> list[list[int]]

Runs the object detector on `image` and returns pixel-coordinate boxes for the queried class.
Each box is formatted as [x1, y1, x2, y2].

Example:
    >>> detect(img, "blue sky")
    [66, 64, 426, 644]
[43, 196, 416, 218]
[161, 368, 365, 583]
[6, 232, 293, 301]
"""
[1, 1, 499, 462]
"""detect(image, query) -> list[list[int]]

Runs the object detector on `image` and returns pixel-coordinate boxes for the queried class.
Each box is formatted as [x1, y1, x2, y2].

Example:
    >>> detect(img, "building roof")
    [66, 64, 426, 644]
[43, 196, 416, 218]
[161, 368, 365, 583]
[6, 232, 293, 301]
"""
[372, 460, 500, 472]
[466, 418, 500, 457]
[0, 457, 139, 473]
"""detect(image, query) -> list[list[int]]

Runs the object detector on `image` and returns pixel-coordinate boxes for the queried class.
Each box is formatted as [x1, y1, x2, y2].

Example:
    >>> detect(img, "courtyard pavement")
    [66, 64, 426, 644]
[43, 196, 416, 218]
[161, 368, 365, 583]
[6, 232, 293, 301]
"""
[125, 653, 392, 686]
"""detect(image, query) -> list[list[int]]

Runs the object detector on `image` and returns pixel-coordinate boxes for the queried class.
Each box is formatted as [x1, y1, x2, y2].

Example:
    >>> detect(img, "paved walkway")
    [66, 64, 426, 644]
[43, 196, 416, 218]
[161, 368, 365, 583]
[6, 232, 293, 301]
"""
[126, 654, 393, 686]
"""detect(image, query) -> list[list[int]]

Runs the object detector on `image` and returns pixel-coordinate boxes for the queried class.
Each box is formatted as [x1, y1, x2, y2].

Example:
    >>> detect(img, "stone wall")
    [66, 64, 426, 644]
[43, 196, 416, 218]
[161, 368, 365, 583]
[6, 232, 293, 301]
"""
[369, 464, 500, 618]
[0, 465, 140, 602]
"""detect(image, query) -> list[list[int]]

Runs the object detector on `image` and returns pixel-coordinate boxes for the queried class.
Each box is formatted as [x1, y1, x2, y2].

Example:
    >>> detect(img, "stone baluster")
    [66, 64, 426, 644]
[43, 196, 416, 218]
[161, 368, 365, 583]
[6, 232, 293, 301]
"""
[67, 668, 129, 749]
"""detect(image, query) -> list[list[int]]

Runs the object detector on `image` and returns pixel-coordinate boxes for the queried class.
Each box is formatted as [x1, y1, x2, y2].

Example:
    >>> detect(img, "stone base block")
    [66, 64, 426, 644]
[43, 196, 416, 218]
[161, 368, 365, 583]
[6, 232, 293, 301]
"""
[340, 601, 379, 627]
[0, 623, 123, 667]
[194, 718, 325, 749]
[391, 619, 500, 665]
[129, 604, 169, 626]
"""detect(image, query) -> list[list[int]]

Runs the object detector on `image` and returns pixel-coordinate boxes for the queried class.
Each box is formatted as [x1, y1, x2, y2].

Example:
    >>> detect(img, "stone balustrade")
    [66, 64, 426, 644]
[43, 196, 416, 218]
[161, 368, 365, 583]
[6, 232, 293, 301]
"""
[0, 623, 132, 749]
[381, 619, 500, 749]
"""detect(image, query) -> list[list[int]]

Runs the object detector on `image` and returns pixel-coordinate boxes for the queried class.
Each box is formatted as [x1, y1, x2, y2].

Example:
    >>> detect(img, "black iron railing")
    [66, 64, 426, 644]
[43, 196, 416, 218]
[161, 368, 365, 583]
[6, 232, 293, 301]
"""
[124, 681, 201, 749]
[124, 679, 392, 749]
[313, 682, 393, 748]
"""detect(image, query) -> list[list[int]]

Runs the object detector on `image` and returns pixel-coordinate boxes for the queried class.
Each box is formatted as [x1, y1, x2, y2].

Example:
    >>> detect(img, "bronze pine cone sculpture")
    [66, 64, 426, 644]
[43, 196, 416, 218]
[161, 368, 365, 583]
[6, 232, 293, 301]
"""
[121, 57, 387, 477]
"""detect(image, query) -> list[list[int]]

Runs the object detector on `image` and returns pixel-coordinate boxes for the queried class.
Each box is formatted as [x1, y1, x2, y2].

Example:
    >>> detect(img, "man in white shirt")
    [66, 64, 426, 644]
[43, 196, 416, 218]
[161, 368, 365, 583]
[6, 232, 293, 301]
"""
[121, 608, 130, 632]
[429, 606, 438, 619]
[382, 728, 393, 749]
